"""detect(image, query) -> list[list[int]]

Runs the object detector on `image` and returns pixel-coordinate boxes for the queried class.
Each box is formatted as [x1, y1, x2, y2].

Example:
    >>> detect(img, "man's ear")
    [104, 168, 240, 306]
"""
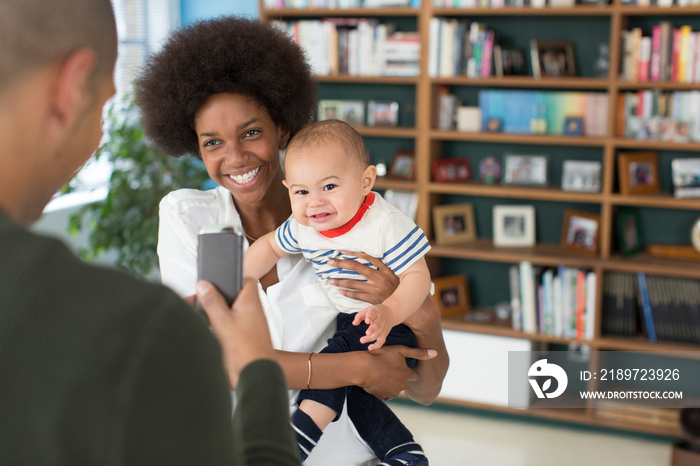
[362, 165, 377, 196]
[50, 48, 97, 126]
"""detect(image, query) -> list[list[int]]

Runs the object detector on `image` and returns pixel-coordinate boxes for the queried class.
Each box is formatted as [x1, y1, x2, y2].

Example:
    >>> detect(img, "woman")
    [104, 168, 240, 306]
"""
[135, 17, 448, 466]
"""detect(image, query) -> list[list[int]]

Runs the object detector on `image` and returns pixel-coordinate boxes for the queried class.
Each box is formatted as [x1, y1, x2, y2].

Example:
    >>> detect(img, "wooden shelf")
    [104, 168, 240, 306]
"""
[432, 76, 609, 89]
[263, 7, 419, 17]
[315, 75, 419, 85]
[432, 6, 614, 16]
[609, 192, 700, 210]
[430, 130, 608, 146]
[612, 138, 700, 151]
[429, 181, 604, 203]
[356, 125, 417, 138]
[604, 253, 700, 279]
[594, 335, 700, 354]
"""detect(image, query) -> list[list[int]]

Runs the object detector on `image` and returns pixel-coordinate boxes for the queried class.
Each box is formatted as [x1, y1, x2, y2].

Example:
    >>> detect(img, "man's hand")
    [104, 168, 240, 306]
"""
[196, 278, 275, 388]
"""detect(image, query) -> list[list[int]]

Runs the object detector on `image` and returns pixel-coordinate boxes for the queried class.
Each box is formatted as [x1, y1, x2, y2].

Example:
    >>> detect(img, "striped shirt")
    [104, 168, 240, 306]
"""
[275, 192, 430, 313]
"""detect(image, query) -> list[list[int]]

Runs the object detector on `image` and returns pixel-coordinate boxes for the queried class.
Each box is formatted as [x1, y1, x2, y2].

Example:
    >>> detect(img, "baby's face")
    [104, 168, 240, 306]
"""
[283, 142, 374, 232]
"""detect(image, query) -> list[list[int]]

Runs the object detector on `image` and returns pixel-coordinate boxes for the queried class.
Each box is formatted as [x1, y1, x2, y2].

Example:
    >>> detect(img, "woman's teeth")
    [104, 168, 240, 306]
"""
[230, 167, 260, 184]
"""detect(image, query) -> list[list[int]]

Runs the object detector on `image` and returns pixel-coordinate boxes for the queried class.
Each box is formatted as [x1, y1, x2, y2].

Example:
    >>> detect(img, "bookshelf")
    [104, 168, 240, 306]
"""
[259, 0, 700, 438]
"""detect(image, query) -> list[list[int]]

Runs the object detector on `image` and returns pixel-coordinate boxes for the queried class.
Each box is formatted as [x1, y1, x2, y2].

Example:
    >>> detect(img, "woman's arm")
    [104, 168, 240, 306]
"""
[327, 252, 449, 405]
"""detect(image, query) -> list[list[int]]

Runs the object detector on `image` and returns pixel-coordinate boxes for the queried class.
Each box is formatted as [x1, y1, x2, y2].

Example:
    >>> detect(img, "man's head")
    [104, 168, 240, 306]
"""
[283, 120, 376, 232]
[0, 0, 117, 223]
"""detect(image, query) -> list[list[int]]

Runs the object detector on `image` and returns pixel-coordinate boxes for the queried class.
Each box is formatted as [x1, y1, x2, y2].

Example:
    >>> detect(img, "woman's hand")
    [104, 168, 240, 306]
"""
[328, 251, 399, 304]
[357, 345, 437, 400]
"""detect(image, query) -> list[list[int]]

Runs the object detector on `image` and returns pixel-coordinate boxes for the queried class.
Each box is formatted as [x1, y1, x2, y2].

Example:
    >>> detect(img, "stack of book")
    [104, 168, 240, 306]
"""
[264, 0, 417, 8]
[620, 23, 700, 83]
[509, 262, 596, 340]
[602, 271, 700, 344]
[274, 19, 420, 76]
[428, 18, 495, 78]
[617, 90, 700, 142]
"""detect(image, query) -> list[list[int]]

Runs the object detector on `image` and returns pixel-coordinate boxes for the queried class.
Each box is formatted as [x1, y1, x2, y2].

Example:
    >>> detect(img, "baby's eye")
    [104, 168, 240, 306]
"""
[295, 189, 308, 195]
[323, 184, 336, 191]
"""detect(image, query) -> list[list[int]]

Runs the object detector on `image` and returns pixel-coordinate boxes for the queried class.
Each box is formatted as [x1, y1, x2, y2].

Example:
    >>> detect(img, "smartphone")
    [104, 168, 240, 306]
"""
[195, 225, 244, 324]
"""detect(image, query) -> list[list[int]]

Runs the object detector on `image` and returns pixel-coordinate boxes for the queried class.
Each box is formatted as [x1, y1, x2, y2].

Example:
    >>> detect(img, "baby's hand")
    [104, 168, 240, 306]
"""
[353, 304, 394, 351]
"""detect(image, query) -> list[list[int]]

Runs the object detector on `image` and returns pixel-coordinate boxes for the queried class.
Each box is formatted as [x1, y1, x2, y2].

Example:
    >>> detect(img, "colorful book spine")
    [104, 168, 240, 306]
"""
[637, 272, 657, 342]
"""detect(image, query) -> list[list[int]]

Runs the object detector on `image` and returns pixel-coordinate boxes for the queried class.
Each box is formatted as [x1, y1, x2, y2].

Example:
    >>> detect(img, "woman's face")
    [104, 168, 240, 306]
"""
[194, 92, 289, 205]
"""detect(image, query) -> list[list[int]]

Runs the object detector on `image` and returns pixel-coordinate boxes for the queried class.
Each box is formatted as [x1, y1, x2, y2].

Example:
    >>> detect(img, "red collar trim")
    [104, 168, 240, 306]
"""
[319, 192, 375, 238]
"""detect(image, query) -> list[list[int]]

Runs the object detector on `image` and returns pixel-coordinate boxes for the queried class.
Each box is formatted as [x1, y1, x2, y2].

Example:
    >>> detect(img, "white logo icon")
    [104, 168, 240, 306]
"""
[528, 359, 568, 399]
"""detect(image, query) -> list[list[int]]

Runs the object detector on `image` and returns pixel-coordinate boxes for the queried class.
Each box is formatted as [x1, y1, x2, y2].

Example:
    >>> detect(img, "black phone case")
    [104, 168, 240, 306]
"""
[196, 228, 244, 322]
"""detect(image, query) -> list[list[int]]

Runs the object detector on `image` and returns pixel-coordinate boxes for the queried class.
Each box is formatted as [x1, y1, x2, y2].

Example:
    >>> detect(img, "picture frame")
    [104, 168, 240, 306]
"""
[494, 45, 527, 77]
[617, 208, 642, 256]
[383, 189, 419, 221]
[503, 154, 548, 186]
[493, 205, 536, 247]
[367, 100, 399, 127]
[617, 151, 660, 195]
[562, 116, 585, 136]
[530, 40, 577, 78]
[484, 117, 503, 133]
[562, 209, 600, 254]
[431, 274, 470, 318]
[671, 158, 700, 199]
[340, 100, 365, 127]
[432, 203, 476, 246]
[317, 100, 344, 121]
[431, 158, 472, 183]
[561, 160, 602, 192]
[387, 148, 415, 181]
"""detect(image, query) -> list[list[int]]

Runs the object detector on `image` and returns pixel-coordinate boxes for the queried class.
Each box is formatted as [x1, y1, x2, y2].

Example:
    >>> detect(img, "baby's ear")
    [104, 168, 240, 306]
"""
[362, 165, 377, 195]
[282, 179, 289, 189]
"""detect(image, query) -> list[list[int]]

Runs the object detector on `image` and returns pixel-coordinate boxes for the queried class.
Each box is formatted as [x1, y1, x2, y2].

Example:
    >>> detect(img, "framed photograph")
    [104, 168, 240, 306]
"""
[562, 209, 600, 254]
[479, 156, 502, 184]
[367, 100, 399, 127]
[383, 189, 418, 221]
[671, 158, 700, 199]
[617, 151, 660, 195]
[317, 100, 343, 121]
[562, 116, 584, 136]
[431, 275, 470, 318]
[388, 148, 415, 181]
[561, 160, 602, 192]
[432, 203, 476, 246]
[484, 117, 503, 133]
[530, 40, 577, 78]
[493, 205, 536, 247]
[340, 100, 365, 127]
[503, 154, 548, 186]
[431, 158, 472, 183]
[617, 208, 642, 256]
[494, 45, 527, 77]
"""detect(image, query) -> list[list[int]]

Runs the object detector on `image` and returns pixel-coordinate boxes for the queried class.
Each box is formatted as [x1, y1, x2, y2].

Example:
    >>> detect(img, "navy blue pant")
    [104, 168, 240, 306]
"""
[297, 312, 417, 460]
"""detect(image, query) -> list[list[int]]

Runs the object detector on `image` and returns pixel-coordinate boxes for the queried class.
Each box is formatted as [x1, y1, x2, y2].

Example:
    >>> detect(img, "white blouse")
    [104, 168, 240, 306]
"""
[158, 186, 377, 466]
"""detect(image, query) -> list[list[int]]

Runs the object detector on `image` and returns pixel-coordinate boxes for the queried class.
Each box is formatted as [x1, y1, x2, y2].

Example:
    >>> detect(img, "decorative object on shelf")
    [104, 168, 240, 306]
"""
[671, 158, 700, 199]
[387, 148, 415, 181]
[561, 160, 602, 192]
[494, 301, 512, 320]
[529, 104, 548, 135]
[432, 203, 476, 246]
[431, 158, 471, 183]
[617, 151, 660, 195]
[367, 100, 399, 127]
[383, 189, 418, 222]
[692, 217, 700, 253]
[617, 208, 643, 256]
[530, 40, 577, 78]
[493, 45, 527, 77]
[455, 106, 481, 132]
[645, 244, 700, 261]
[375, 159, 388, 177]
[462, 309, 495, 324]
[503, 154, 548, 186]
[562, 209, 600, 254]
[317, 99, 343, 121]
[484, 117, 503, 133]
[550, 0, 575, 7]
[562, 116, 585, 136]
[341, 100, 365, 127]
[493, 205, 536, 247]
[479, 156, 502, 184]
[431, 274, 470, 318]
[593, 42, 610, 77]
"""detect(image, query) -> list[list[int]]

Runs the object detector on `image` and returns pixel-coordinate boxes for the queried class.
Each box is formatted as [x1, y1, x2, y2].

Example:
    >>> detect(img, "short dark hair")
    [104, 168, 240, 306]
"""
[135, 17, 317, 157]
[0, 0, 116, 91]
[286, 120, 370, 169]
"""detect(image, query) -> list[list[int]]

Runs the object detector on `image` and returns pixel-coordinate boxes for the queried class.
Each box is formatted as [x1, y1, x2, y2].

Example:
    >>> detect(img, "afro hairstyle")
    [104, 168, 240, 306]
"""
[134, 16, 316, 157]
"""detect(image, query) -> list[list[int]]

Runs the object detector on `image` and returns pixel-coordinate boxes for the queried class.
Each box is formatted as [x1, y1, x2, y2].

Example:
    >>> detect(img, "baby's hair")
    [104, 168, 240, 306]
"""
[286, 119, 370, 168]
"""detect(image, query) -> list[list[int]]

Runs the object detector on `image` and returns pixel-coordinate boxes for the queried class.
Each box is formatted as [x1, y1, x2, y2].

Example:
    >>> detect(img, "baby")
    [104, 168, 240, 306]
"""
[245, 119, 431, 465]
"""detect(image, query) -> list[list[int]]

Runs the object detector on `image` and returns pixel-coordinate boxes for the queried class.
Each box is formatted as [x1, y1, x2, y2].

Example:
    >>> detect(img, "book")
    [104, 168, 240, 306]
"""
[585, 271, 596, 340]
[637, 272, 657, 342]
[519, 261, 537, 334]
[509, 265, 522, 332]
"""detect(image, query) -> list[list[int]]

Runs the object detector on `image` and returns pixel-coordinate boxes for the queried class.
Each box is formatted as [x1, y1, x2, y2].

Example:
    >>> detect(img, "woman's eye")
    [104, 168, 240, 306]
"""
[244, 129, 260, 138]
[202, 140, 219, 147]
[323, 184, 336, 191]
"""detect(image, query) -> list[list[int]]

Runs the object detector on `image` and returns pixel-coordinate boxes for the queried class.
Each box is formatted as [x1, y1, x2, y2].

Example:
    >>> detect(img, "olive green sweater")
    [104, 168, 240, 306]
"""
[0, 210, 298, 465]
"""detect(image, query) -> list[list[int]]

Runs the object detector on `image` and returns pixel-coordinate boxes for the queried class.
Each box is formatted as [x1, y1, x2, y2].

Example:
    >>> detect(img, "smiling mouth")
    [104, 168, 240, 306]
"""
[309, 212, 334, 221]
[228, 167, 260, 184]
